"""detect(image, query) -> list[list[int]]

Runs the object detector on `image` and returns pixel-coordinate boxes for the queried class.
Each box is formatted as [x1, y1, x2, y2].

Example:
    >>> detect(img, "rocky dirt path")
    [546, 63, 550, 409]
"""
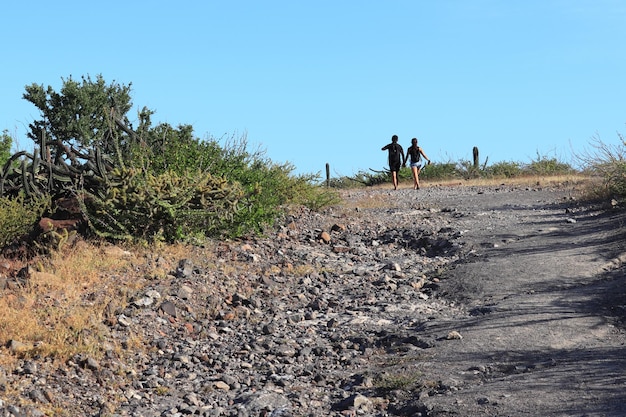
[1, 182, 625, 417]
[408, 184, 626, 416]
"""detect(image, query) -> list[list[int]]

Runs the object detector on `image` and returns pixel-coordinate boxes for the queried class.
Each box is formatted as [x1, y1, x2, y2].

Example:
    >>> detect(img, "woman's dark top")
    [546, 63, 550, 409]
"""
[407, 145, 421, 164]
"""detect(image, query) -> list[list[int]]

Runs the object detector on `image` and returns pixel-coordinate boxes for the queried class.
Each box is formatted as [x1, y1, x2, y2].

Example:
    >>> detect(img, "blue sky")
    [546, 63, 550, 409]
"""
[2, 1, 625, 177]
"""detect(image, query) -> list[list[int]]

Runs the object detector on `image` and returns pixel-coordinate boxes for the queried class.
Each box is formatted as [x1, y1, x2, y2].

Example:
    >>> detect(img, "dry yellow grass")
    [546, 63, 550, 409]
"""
[0, 239, 173, 369]
[424, 173, 591, 189]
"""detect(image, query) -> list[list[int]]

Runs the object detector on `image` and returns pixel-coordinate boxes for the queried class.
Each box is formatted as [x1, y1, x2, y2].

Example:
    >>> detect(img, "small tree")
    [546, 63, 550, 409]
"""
[129, 107, 225, 175]
[23, 74, 134, 162]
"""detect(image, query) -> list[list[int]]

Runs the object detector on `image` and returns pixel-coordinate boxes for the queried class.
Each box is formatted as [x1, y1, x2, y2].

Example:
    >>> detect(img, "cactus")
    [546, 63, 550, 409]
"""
[77, 167, 244, 241]
[0, 123, 252, 243]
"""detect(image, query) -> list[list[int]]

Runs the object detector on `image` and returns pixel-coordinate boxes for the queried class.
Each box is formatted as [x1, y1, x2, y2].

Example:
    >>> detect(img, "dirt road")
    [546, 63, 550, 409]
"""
[411, 184, 626, 416]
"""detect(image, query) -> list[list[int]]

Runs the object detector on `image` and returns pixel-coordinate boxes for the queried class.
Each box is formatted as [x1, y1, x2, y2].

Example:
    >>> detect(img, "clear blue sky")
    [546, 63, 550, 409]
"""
[2, 1, 625, 177]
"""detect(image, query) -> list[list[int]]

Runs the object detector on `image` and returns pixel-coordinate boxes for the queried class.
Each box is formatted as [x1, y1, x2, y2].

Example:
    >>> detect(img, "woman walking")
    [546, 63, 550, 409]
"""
[404, 138, 431, 190]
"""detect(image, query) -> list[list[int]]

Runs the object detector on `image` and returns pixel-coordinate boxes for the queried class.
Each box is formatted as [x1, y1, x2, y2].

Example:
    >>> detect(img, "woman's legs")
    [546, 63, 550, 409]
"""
[411, 166, 420, 189]
[415, 167, 422, 189]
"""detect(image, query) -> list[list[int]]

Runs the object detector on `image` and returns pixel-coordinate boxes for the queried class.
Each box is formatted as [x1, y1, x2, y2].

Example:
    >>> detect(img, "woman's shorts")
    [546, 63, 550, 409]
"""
[410, 161, 422, 168]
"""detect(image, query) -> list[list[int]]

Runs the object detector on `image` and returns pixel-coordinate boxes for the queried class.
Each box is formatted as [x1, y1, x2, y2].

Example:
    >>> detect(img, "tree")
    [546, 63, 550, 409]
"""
[23, 74, 134, 162]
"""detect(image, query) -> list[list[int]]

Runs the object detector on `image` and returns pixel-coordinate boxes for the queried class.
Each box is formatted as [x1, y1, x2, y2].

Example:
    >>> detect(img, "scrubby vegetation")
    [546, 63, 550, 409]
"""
[0, 194, 50, 248]
[0, 75, 339, 248]
[575, 134, 626, 199]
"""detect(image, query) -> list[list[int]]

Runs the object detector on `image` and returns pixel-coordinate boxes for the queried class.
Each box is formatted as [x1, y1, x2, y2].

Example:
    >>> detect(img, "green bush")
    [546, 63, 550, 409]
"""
[13, 74, 341, 243]
[418, 161, 458, 181]
[526, 153, 573, 176]
[119, 128, 341, 238]
[485, 161, 523, 178]
[0, 194, 50, 247]
[225, 155, 340, 236]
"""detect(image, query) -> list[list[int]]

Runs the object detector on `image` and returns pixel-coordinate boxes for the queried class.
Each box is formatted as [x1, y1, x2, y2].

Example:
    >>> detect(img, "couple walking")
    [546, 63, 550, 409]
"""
[381, 135, 431, 190]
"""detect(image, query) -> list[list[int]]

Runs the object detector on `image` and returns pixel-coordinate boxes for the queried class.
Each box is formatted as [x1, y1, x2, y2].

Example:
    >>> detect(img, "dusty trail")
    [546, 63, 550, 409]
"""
[408, 184, 626, 416]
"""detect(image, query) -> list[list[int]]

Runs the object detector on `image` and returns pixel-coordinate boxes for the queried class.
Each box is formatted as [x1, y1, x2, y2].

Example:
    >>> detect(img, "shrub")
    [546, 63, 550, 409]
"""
[338, 169, 390, 187]
[0, 194, 50, 247]
[2, 74, 342, 246]
[527, 152, 573, 176]
[80, 168, 244, 242]
[0, 130, 13, 167]
[299, 186, 341, 211]
[577, 134, 626, 198]
[277, 171, 341, 212]
[456, 160, 482, 180]
[374, 371, 421, 393]
[485, 161, 523, 178]
[225, 156, 340, 236]
[419, 161, 458, 181]
[23, 75, 134, 159]
[326, 176, 366, 189]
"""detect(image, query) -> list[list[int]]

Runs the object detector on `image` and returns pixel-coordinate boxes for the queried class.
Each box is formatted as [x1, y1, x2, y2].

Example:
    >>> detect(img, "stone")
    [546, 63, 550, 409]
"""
[3, 185, 586, 417]
[177, 285, 194, 300]
[213, 381, 230, 390]
[319, 231, 331, 243]
[176, 259, 194, 278]
[446, 331, 463, 340]
[159, 301, 177, 318]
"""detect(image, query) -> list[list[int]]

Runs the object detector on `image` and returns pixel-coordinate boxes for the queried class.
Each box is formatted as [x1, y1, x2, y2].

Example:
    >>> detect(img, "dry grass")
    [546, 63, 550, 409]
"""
[341, 191, 398, 210]
[425, 173, 590, 189]
[0, 240, 149, 368]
